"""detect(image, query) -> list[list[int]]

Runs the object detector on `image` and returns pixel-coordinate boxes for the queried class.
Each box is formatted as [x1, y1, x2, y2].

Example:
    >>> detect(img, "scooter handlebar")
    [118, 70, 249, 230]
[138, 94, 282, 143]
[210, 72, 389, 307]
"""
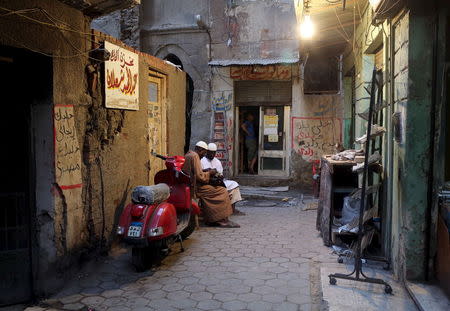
[151, 150, 167, 160]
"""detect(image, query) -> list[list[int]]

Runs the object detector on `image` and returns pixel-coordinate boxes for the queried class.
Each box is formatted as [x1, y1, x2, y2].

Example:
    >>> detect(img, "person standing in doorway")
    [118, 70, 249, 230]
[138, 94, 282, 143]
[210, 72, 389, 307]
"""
[241, 113, 257, 174]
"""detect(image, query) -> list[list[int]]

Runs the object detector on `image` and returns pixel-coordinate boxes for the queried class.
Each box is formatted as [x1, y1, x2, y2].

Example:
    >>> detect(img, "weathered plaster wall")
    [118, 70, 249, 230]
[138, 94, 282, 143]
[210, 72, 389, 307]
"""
[210, 0, 298, 61]
[0, 0, 185, 296]
[289, 60, 344, 188]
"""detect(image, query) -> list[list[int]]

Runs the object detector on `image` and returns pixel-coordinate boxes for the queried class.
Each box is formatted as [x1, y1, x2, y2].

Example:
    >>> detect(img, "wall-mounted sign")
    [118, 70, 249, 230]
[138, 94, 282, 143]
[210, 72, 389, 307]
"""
[105, 41, 139, 110]
[230, 65, 292, 81]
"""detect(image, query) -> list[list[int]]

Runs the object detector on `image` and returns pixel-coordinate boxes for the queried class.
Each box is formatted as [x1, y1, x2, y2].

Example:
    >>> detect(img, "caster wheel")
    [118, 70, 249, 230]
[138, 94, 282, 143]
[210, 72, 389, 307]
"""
[337, 257, 344, 264]
[384, 285, 392, 294]
[329, 277, 337, 285]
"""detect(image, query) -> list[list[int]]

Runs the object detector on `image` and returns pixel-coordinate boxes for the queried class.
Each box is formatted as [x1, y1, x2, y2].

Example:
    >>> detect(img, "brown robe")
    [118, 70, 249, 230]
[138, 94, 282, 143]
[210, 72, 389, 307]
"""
[183, 150, 232, 223]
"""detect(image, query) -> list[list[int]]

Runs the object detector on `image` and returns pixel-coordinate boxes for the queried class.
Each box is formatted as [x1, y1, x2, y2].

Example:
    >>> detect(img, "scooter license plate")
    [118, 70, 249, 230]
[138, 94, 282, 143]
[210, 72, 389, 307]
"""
[127, 223, 143, 238]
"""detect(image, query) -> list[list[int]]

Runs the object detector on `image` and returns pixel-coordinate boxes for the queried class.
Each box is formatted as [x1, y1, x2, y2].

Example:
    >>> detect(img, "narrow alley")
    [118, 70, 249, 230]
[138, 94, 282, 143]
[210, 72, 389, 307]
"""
[2, 0, 450, 310]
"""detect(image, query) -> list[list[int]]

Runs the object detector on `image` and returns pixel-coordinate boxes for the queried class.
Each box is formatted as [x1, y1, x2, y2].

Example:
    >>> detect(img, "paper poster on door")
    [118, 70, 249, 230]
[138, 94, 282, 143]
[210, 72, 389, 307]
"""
[264, 115, 278, 136]
[268, 135, 279, 142]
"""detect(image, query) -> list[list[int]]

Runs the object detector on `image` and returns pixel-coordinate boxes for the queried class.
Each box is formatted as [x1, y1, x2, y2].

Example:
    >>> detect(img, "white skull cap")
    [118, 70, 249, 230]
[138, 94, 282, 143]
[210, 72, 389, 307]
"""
[195, 141, 208, 150]
[208, 143, 217, 151]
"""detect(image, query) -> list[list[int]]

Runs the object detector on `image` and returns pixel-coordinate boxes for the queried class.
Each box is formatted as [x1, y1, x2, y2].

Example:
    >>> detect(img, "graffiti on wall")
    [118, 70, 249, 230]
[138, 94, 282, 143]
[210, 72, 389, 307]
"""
[230, 65, 292, 81]
[292, 117, 342, 161]
[212, 91, 232, 112]
[213, 112, 229, 175]
[54, 105, 82, 189]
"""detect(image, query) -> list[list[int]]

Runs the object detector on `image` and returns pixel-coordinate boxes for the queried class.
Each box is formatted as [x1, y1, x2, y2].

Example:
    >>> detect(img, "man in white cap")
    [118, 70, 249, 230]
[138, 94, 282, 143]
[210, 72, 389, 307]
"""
[182, 141, 239, 228]
[201, 143, 245, 215]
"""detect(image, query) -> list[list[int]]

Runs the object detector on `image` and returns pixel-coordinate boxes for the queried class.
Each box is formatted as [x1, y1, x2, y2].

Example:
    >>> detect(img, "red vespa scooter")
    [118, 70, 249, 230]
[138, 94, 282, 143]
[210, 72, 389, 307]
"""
[117, 153, 200, 271]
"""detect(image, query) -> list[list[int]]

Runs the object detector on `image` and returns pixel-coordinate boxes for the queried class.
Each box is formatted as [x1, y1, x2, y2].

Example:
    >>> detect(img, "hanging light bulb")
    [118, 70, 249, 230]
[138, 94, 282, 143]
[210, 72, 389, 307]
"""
[299, 15, 314, 39]
[369, 0, 381, 7]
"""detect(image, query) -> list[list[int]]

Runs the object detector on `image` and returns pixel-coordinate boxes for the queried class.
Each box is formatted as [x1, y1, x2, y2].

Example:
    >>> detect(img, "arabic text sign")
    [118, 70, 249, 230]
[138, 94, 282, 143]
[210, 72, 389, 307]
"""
[54, 105, 82, 189]
[105, 41, 139, 110]
[292, 117, 342, 161]
[230, 65, 292, 80]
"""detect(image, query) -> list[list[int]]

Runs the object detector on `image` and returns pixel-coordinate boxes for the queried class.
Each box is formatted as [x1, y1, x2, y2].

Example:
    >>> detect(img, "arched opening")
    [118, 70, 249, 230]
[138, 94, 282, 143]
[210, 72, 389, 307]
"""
[163, 54, 194, 153]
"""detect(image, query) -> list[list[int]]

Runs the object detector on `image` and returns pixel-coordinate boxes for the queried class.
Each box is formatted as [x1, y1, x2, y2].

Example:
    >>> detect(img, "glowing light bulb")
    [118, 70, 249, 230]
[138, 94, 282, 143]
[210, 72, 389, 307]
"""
[299, 15, 314, 39]
[369, 0, 381, 7]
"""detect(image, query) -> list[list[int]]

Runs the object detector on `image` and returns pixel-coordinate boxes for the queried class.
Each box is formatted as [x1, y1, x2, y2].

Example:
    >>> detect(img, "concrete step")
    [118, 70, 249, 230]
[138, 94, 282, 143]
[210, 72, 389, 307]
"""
[233, 175, 292, 187]
[240, 186, 295, 201]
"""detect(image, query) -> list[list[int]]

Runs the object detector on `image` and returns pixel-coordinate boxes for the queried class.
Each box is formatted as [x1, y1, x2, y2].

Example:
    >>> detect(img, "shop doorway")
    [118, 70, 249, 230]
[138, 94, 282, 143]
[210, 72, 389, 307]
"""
[258, 106, 290, 176]
[235, 80, 292, 177]
[0, 46, 52, 306]
[238, 106, 259, 174]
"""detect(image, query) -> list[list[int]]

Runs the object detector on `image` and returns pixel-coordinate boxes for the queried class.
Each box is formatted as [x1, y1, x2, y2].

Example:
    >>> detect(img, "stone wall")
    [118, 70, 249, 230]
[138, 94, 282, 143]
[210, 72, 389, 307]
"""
[141, 0, 211, 147]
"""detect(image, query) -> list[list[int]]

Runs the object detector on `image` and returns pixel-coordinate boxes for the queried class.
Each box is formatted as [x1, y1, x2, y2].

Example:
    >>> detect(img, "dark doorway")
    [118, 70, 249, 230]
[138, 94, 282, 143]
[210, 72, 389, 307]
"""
[163, 54, 194, 153]
[238, 106, 259, 174]
[0, 46, 51, 306]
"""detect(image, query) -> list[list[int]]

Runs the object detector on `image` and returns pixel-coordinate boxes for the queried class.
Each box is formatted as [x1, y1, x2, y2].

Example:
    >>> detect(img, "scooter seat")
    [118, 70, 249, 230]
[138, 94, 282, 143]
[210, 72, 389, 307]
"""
[131, 184, 170, 204]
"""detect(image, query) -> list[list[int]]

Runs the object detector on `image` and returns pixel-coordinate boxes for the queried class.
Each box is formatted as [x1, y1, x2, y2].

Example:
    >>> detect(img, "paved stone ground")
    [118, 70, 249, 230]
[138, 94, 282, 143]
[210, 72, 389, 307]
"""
[24, 199, 339, 311]
[22, 197, 421, 311]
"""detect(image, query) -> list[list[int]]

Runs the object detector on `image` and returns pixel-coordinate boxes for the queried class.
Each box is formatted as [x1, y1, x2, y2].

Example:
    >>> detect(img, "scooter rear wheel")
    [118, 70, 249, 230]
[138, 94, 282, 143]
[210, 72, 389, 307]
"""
[132, 247, 150, 272]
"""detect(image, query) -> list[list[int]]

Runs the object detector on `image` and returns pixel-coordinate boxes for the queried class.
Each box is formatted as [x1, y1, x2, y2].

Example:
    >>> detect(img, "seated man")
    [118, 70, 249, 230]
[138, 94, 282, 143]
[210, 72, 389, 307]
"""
[201, 143, 246, 215]
[182, 141, 239, 228]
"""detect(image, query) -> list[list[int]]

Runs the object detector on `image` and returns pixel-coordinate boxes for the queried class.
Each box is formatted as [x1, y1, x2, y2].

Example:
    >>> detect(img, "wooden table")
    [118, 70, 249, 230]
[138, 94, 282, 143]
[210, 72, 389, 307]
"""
[316, 155, 358, 246]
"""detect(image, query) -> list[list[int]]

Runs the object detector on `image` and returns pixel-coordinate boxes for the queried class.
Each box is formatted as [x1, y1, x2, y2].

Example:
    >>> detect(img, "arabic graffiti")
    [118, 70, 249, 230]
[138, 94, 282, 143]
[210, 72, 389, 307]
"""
[54, 105, 82, 189]
[292, 117, 342, 161]
[230, 65, 292, 81]
[105, 41, 139, 110]
[212, 91, 232, 112]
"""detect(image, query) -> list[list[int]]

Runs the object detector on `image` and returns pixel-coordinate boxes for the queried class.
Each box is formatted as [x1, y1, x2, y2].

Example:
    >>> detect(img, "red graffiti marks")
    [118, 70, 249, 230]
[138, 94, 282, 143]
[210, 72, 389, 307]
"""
[291, 117, 342, 161]
[230, 65, 292, 80]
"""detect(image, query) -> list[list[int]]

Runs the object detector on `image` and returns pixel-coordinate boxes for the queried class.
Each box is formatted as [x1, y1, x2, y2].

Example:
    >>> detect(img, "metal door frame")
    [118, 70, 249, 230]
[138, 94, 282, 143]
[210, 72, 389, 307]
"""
[258, 106, 290, 177]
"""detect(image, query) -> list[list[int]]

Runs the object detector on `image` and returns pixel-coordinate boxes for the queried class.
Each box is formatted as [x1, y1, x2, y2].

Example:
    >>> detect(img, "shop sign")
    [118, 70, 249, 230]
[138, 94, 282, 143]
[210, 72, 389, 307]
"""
[104, 41, 139, 110]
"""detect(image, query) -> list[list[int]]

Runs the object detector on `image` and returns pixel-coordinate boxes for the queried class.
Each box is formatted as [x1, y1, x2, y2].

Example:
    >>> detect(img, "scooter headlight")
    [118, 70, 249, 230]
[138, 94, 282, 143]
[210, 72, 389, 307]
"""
[117, 226, 125, 235]
[148, 226, 164, 237]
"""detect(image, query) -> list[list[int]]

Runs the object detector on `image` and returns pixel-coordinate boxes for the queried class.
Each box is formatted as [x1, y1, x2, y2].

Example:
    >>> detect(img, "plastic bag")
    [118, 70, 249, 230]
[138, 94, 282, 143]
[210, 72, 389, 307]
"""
[340, 196, 361, 225]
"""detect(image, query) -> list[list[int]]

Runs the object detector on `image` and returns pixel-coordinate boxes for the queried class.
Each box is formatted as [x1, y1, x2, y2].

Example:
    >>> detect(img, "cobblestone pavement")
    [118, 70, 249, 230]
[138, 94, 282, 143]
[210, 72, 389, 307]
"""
[26, 200, 338, 311]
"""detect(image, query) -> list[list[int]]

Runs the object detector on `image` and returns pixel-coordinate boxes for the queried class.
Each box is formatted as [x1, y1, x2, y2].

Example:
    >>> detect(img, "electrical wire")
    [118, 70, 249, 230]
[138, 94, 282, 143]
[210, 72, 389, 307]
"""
[1, 31, 99, 59]
[0, 6, 117, 61]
